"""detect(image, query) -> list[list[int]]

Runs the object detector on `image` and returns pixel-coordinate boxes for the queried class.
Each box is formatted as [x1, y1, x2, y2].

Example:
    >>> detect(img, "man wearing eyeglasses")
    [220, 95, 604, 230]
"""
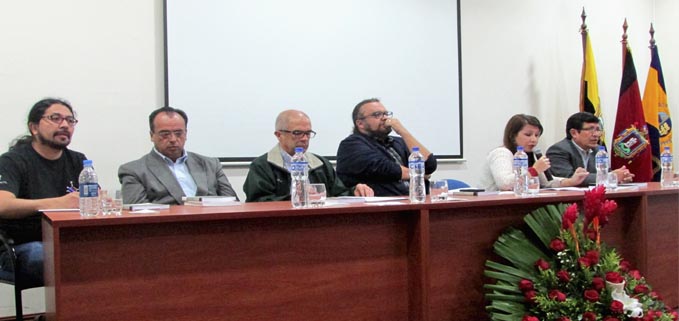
[118, 106, 238, 204]
[0, 98, 86, 290]
[336, 98, 437, 196]
[243, 109, 373, 202]
[546, 112, 633, 186]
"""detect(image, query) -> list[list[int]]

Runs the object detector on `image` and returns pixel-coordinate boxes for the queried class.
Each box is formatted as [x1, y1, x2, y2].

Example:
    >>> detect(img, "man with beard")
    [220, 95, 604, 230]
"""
[0, 98, 86, 289]
[336, 98, 437, 196]
[243, 109, 373, 202]
[546, 111, 634, 186]
[118, 106, 238, 204]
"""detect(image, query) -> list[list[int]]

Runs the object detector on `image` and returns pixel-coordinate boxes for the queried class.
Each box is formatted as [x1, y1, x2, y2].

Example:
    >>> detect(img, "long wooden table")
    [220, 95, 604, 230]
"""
[42, 183, 679, 320]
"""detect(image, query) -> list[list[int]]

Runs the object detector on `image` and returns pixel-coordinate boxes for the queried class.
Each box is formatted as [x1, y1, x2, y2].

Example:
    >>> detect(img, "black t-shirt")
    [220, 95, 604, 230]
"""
[0, 143, 86, 244]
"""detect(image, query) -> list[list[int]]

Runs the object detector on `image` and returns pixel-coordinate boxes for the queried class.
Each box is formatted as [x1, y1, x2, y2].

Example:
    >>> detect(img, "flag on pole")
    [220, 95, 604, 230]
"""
[642, 25, 673, 181]
[580, 23, 606, 146]
[611, 22, 653, 182]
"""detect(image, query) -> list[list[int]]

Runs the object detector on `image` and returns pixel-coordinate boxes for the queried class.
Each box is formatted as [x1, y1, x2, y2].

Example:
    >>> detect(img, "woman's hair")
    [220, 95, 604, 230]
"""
[502, 114, 543, 153]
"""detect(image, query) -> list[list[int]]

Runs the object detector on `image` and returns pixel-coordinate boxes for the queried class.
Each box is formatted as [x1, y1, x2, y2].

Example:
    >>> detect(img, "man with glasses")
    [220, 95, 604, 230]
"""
[243, 109, 373, 202]
[0, 98, 86, 290]
[546, 111, 633, 186]
[336, 98, 437, 196]
[118, 106, 238, 204]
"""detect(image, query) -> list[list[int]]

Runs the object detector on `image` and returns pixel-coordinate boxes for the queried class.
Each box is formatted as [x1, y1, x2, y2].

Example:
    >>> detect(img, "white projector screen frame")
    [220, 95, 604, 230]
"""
[165, 0, 462, 161]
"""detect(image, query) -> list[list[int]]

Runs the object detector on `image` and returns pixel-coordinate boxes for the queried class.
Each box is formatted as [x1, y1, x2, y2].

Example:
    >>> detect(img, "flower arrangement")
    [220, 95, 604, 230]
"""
[484, 185, 677, 321]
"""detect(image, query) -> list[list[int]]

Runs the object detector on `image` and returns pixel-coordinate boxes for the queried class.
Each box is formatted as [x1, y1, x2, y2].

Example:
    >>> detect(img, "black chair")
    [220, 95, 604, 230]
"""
[0, 231, 40, 321]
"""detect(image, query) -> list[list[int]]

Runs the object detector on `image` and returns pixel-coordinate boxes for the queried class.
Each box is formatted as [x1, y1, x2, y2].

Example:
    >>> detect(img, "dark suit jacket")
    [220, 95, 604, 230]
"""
[118, 150, 237, 204]
[546, 138, 597, 186]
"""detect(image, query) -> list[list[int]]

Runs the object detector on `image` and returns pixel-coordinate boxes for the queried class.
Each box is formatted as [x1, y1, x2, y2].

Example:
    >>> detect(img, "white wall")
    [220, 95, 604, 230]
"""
[1, 0, 678, 202]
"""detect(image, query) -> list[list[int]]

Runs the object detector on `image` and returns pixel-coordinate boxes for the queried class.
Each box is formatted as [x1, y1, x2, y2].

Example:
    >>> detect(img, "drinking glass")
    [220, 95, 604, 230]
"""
[429, 180, 449, 202]
[606, 172, 618, 190]
[526, 177, 540, 196]
[101, 189, 123, 215]
[110, 190, 123, 215]
[307, 184, 327, 207]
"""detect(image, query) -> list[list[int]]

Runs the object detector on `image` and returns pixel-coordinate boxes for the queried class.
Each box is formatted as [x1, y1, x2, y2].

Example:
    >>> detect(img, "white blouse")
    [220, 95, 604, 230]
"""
[479, 147, 564, 191]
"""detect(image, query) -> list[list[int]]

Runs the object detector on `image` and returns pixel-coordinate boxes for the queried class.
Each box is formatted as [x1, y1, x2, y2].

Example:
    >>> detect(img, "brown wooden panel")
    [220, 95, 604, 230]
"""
[644, 193, 679, 307]
[52, 213, 411, 321]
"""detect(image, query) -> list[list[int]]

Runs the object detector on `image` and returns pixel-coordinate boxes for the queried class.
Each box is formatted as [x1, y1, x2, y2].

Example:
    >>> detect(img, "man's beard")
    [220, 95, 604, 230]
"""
[364, 125, 392, 139]
[36, 131, 70, 150]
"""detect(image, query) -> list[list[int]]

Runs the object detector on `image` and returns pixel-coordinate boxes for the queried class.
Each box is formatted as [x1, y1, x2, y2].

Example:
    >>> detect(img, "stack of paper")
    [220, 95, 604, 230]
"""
[182, 196, 239, 207]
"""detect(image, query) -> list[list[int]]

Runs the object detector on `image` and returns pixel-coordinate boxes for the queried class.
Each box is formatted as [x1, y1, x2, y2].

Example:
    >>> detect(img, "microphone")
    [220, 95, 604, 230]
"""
[534, 148, 554, 181]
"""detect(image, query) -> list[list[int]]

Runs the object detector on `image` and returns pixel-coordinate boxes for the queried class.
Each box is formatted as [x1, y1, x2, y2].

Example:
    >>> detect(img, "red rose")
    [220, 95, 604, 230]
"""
[582, 312, 597, 321]
[557, 317, 571, 321]
[535, 258, 550, 270]
[610, 300, 624, 314]
[584, 289, 600, 302]
[606, 271, 624, 283]
[591, 277, 605, 291]
[603, 317, 620, 321]
[649, 291, 662, 300]
[619, 260, 631, 272]
[556, 270, 570, 283]
[549, 289, 566, 302]
[562, 203, 579, 229]
[628, 270, 642, 280]
[578, 257, 592, 268]
[585, 250, 600, 264]
[670, 311, 678, 321]
[524, 290, 537, 304]
[522, 316, 539, 321]
[550, 238, 566, 252]
[633, 284, 649, 294]
[518, 279, 534, 292]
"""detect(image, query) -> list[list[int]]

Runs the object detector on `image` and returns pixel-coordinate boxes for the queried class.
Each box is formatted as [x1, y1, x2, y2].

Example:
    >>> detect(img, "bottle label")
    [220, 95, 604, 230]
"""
[661, 155, 673, 164]
[79, 183, 98, 198]
[408, 160, 424, 170]
[289, 161, 308, 173]
[596, 156, 608, 165]
[513, 158, 528, 168]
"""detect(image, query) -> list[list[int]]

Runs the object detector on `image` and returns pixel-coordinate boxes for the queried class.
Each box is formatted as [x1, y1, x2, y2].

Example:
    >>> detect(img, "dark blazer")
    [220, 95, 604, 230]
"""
[546, 138, 597, 186]
[118, 150, 237, 204]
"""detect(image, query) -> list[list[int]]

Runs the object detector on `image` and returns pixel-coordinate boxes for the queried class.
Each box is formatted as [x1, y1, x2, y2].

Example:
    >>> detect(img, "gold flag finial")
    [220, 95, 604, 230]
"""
[649, 23, 656, 49]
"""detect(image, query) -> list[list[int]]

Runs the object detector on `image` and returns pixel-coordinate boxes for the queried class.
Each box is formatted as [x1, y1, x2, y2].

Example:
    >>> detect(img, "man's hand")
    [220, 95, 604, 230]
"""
[563, 167, 589, 187]
[612, 166, 634, 183]
[353, 184, 374, 197]
[385, 118, 405, 135]
[53, 192, 80, 209]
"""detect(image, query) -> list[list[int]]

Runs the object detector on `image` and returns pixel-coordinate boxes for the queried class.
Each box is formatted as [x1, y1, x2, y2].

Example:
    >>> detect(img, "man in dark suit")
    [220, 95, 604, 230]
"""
[336, 98, 437, 196]
[546, 112, 633, 186]
[118, 107, 238, 204]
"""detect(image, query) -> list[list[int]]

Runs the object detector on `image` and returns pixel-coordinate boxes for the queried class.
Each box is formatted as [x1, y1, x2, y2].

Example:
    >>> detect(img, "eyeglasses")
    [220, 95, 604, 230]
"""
[155, 130, 186, 139]
[359, 111, 393, 120]
[279, 129, 316, 138]
[580, 126, 602, 133]
[42, 113, 78, 126]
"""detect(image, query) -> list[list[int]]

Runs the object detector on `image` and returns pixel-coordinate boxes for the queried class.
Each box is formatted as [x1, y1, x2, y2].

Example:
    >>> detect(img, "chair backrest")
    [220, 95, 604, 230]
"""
[446, 179, 470, 189]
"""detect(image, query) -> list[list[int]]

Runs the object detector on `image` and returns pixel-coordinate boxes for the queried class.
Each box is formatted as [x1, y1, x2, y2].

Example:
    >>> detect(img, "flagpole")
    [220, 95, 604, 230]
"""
[648, 23, 655, 49]
[621, 19, 628, 67]
[579, 8, 587, 112]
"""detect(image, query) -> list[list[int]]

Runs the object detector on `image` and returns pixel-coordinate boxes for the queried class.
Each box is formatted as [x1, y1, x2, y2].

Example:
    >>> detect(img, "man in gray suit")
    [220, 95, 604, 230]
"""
[118, 106, 238, 204]
[546, 112, 634, 186]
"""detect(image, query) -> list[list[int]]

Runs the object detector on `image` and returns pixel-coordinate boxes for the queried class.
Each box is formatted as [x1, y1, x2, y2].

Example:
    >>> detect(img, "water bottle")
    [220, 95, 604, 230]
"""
[290, 147, 309, 208]
[595, 146, 609, 186]
[408, 147, 426, 203]
[660, 147, 674, 187]
[512, 146, 529, 196]
[78, 159, 99, 217]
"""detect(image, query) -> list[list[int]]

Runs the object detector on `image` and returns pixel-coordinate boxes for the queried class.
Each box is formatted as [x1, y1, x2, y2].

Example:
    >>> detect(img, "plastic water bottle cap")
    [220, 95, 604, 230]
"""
[83, 159, 93, 166]
[412, 147, 420, 152]
[599, 146, 605, 151]
[517, 146, 524, 151]
[294, 147, 304, 153]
